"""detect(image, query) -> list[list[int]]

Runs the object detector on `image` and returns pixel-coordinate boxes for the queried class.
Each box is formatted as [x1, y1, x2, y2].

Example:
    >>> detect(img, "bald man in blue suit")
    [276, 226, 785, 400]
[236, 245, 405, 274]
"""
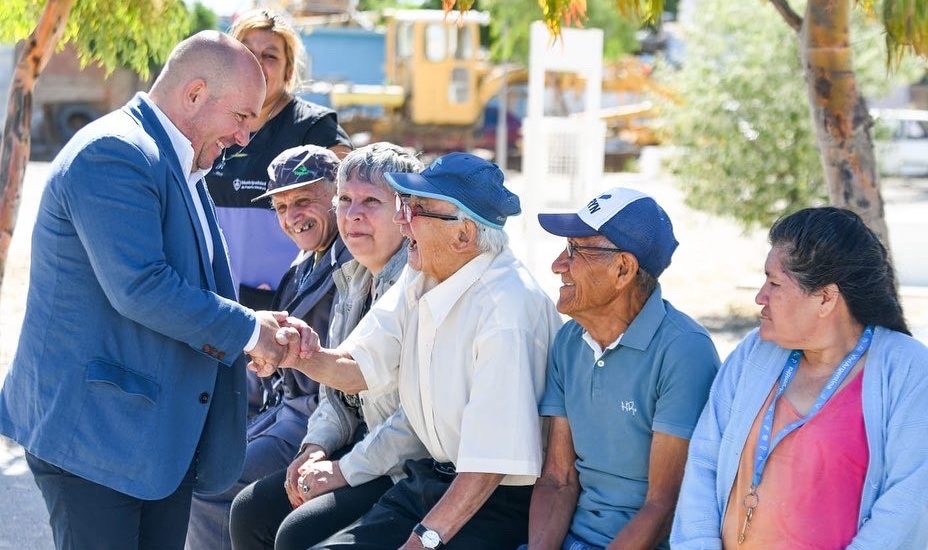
[0, 32, 292, 550]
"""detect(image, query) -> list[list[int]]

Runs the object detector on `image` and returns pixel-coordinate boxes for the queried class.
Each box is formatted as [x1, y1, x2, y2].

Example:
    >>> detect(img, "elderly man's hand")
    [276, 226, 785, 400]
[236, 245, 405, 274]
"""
[296, 459, 348, 502]
[284, 444, 326, 508]
[272, 314, 322, 367]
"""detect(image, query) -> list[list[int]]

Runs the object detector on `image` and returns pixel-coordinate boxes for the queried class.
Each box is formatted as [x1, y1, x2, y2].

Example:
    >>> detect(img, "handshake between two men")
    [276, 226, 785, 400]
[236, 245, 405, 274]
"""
[246, 311, 322, 378]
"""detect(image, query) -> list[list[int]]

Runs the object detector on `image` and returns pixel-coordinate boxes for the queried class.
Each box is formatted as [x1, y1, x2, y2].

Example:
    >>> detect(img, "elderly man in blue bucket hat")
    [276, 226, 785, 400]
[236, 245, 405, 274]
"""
[252, 152, 563, 549]
[519, 188, 720, 550]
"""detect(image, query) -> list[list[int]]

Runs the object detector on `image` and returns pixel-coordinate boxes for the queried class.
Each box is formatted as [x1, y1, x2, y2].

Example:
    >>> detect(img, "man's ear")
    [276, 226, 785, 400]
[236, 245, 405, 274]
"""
[451, 220, 478, 252]
[615, 252, 639, 290]
[183, 78, 209, 111]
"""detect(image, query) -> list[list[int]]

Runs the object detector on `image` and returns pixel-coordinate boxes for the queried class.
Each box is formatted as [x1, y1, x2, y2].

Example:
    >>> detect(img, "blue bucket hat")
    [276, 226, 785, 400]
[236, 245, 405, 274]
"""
[537, 187, 678, 278]
[383, 152, 521, 229]
[251, 144, 339, 202]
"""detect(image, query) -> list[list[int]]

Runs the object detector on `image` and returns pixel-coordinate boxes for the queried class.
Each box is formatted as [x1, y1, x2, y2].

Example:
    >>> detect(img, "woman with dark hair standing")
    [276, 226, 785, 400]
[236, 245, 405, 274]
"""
[671, 207, 928, 549]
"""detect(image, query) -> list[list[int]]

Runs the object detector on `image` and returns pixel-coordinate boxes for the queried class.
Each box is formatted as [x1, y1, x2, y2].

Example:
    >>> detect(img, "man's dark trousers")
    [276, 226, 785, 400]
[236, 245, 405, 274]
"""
[27, 453, 197, 550]
[310, 458, 532, 550]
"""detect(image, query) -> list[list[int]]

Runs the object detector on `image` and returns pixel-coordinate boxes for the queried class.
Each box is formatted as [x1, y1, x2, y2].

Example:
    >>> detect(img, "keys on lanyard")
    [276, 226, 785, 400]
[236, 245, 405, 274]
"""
[738, 489, 759, 544]
[739, 325, 874, 543]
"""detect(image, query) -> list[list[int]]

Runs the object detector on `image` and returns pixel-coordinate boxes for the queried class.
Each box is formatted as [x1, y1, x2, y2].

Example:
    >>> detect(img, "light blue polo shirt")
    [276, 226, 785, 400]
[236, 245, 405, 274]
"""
[539, 285, 720, 549]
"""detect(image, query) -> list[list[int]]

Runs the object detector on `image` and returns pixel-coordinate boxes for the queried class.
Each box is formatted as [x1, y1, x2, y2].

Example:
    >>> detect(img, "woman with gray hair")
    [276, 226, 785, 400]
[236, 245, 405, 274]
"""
[230, 143, 424, 550]
[671, 207, 928, 549]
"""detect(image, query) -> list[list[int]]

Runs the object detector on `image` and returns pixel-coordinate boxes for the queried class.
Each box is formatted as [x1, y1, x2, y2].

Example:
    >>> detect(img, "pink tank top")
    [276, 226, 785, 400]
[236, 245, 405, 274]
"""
[721, 369, 868, 549]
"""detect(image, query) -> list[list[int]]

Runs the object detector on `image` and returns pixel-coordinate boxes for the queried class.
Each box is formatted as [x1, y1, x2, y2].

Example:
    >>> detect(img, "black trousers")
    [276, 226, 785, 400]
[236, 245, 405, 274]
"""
[310, 458, 533, 550]
[26, 452, 196, 550]
[230, 466, 393, 550]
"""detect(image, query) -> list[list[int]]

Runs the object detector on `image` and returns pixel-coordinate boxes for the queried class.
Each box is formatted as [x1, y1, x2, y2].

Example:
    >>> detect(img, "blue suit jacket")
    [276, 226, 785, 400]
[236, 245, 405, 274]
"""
[0, 94, 256, 500]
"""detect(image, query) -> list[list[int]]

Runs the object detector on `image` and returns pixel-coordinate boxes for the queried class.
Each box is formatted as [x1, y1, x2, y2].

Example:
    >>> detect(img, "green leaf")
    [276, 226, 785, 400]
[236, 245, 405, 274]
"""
[659, 0, 920, 229]
[0, 0, 193, 79]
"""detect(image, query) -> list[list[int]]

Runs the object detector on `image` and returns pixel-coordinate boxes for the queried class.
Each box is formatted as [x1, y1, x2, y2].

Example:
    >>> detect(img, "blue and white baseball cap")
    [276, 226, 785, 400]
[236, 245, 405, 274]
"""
[538, 187, 678, 277]
[384, 152, 521, 229]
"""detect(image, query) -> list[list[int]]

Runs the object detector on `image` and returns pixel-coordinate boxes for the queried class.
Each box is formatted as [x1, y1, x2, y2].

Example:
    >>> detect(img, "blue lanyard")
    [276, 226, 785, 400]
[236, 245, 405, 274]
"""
[751, 325, 874, 489]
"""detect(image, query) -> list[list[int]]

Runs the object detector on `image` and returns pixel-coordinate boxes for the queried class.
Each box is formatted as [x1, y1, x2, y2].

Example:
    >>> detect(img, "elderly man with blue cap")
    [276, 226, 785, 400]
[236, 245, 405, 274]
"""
[256, 152, 562, 549]
[519, 188, 720, 550]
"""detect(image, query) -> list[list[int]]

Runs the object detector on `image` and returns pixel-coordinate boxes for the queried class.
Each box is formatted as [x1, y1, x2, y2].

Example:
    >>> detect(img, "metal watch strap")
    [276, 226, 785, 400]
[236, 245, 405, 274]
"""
[413, 523, 444, 549]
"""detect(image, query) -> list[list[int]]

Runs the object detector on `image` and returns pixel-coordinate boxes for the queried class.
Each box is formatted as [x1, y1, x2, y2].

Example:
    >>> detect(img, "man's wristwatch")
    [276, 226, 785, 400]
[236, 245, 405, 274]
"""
[413, 523, 444, 549]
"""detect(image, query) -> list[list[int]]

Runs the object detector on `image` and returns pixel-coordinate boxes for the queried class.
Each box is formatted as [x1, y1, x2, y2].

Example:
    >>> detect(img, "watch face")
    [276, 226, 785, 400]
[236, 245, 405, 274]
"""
[421, 530, 441, 548]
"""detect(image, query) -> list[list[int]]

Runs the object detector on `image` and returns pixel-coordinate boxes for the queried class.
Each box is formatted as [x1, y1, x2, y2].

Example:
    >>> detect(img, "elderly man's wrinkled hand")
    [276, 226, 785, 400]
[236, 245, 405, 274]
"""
[296, 459, 348, 502]
[273, 316, 321, 367]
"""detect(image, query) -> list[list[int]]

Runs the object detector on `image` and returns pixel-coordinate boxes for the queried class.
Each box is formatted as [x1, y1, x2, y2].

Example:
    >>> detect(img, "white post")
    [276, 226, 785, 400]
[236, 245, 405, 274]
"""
[523, 21, 605, 236]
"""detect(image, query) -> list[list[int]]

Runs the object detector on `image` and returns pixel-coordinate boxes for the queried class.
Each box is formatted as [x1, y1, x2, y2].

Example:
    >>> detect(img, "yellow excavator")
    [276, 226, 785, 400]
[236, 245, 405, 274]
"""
[300, 9, 672, 157]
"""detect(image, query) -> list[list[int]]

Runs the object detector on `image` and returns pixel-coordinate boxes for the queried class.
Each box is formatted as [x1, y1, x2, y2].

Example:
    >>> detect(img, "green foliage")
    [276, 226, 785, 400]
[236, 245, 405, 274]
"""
[0, 0, 192, 79]
[883, 0, 928, 61]
[483, 0, 638, 63]
[0, 0, 43, 41]
[660, 0, 922, 230]
[189, 1, 219, 35]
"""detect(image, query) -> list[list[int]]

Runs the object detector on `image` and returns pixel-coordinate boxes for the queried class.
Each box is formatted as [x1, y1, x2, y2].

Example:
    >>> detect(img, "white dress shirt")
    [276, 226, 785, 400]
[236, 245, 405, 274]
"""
[141, 93, 260, 350]
[339, 248, 562, 486]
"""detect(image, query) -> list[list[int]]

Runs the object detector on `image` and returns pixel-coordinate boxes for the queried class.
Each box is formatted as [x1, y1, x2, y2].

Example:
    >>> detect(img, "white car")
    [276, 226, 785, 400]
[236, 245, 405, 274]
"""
[872, 108, 928, 177]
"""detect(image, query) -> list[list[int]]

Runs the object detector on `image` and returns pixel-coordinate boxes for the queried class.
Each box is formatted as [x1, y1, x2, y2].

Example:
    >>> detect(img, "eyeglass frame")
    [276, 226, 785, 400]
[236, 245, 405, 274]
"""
[565, 240, 625, 259]
[395, 193, 461, 223]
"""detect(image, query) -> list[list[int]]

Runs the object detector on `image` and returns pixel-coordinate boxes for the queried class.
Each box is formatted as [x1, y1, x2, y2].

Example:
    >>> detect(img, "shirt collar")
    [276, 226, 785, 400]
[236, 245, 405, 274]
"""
[618, 283, 667, 351]
[140, 93, 210, 184]
[409, 249, 501, 328]
[581, 331, 623, 361]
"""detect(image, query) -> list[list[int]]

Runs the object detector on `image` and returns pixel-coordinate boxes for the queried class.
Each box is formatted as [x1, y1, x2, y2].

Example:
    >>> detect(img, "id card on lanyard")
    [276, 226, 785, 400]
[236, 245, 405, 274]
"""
[738, 325, 875, 543]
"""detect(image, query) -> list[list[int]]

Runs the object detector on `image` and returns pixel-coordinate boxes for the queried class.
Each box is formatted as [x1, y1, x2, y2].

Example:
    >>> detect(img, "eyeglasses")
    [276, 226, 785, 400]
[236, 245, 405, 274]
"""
[565, 240, 624, 259]
[395, 194, 460, 223]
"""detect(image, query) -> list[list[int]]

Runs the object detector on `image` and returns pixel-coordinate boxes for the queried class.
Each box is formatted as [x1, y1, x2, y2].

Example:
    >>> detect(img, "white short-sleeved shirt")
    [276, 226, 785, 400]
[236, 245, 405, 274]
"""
[339, 248, 562, 486]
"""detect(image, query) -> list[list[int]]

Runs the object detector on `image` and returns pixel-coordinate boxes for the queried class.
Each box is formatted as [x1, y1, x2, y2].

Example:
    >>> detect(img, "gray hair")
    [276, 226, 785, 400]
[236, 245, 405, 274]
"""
[457, 210, 508, 255]
[336, 142, 423, 191]
[634, 268, 658, 300]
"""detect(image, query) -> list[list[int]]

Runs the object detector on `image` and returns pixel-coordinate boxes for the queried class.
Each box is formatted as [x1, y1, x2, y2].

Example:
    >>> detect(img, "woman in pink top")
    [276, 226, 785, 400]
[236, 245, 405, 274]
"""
[672, 207, 928, 550]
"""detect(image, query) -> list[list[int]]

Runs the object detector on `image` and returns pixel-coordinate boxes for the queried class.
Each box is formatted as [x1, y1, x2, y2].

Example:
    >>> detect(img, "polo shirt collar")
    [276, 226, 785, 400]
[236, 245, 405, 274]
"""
[414, 250, 498, 328]
[617, 283, 667, 351]
[581, 331, 622, 361]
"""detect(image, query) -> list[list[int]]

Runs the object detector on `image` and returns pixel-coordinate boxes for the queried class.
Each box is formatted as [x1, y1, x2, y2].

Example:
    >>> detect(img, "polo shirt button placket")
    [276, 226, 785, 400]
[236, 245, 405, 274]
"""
[198, 392, 210, 404]
[596, 360, 605, 367]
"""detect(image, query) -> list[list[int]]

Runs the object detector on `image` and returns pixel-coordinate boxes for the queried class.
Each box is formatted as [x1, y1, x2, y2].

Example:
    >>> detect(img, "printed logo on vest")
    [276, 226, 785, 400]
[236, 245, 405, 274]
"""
[232, 178, 267, 192]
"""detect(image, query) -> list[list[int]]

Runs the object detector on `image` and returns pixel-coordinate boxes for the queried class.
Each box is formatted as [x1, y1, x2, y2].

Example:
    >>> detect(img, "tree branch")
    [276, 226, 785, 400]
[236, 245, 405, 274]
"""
[769, 0, 803, 32]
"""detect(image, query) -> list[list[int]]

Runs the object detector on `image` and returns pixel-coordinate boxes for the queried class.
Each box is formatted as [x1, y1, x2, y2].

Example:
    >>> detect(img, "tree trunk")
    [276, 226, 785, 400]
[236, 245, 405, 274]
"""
[0, 0, 74, 290]
[799, 0, 890, 245]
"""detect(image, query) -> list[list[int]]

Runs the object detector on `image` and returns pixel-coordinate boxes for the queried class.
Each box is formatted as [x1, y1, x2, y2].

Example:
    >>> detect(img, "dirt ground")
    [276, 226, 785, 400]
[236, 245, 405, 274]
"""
[0, 161, 926, 549]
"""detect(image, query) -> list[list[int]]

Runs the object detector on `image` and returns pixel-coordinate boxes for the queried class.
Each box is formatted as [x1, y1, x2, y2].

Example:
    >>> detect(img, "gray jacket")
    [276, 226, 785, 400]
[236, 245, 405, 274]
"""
[301, 246, 407, 479]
